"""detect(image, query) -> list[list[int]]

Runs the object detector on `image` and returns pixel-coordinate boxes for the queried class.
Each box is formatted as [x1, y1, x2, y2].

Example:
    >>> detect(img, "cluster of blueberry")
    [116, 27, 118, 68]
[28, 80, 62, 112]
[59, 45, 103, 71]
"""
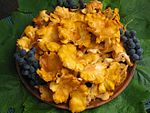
[14, 48, 45, 86]
[7, 107, 15, 113]
[57, 0, 85, 9]
[120, 29, 143, 62]
[144, 99, 150, 113]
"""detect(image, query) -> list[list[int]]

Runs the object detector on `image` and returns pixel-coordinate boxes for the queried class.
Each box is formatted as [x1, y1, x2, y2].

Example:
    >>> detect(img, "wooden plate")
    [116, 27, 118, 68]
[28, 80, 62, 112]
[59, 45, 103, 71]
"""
[17, 63, 136, 110]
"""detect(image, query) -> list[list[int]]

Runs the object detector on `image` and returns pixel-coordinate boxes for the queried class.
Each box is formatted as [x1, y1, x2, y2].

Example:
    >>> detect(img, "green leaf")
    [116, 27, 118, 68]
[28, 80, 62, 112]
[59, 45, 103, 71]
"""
[0, 13, 33, 113]
[17, 0, 58, 13]
[11, 12, 34, 37]
[23, 96, 69, 113]
[0, 18, 17, 75]
[119, 0, 150, 39]
[17, 0, 49, 13]
[0, 17, 29, 113]
[0, 74, 28, 113]
[100, 0, 121, 10]
[46, 0, 58, 11]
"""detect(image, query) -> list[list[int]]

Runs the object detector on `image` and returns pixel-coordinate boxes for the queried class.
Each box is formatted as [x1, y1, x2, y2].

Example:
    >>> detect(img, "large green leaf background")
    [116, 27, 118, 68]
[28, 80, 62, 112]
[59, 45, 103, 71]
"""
[0, 0, 150, 113]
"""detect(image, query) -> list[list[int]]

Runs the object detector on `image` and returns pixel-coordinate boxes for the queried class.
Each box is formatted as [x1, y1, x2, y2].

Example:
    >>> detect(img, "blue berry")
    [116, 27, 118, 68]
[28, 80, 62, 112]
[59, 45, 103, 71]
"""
[67, 0, 75, 9]
[130, 30, 136, 37]
[22, 70, 29, 76]
[136, 43, 141, 49]
[31, 47, 36, 53]
[33, 60, 39, 68]
[125, 46, 130, 52]
[130, 42, 136, 48]
[123, 43, 128, 49]
[35, 80, 40, 85]
[64, 0, 69, 8]
[28, 56, 36, 63]
[57, 0, 63, 6]
[121, 36, 128, 42]
[7, 107, 15, 113]
[132, 54, 139, 61]
[28, 51, 34, 57]
[29, 66, 36, 73]
[23, 64, 30, 70]
[128, 40, 136, 49]
[125, 30, 130, 38]
[128, 38, 133, 43]
[20, 50, 27, 56]
[133, 36, 139, 43]
[30, 74, 46, 86]
[137, 48, 143, 55]
[14, 53, 20, 60]
[120, 28, 124, 35]
[85, 82, 92, 88]
[128, 49, 136, 55]
[79, 0, 85, 9]
[17, 58, 25, 64]
[32, 77, 42, 85]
